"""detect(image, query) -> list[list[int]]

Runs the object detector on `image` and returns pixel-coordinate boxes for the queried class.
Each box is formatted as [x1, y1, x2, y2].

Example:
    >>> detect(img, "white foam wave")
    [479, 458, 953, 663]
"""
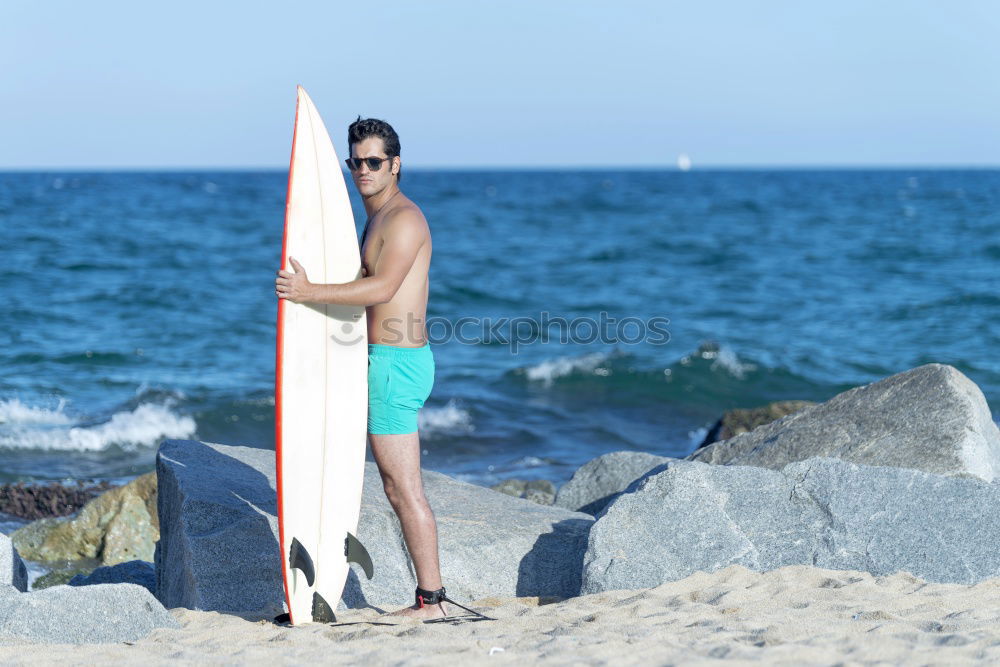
[0, 401, 196, 452]
[523, 351, 612, 386]
[418, 399, 474, 435]
[695, 343, 757, 379]
[0, 398, 74, 426]
[687, 425, 709, 449]
[514, 455, 546, 467]
[712, 346, 757, 379]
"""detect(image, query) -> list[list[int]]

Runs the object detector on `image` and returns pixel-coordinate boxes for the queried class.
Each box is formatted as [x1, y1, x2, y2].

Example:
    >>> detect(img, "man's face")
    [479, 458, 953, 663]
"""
[349, 137, 399, 197]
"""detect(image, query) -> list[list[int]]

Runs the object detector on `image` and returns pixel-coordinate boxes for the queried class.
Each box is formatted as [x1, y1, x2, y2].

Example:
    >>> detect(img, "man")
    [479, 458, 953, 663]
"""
[274, 117, 448, 620]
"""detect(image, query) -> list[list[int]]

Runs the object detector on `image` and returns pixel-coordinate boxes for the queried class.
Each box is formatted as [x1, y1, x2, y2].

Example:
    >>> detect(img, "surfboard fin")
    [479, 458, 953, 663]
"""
[345, 532, 374, 580]
[289, 537, 316, 587]
[312, 592, 337, 623]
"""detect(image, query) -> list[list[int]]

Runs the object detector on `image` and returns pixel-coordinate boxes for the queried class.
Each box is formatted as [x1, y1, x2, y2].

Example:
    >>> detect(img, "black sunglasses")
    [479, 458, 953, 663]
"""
[344, 156, 395, 171]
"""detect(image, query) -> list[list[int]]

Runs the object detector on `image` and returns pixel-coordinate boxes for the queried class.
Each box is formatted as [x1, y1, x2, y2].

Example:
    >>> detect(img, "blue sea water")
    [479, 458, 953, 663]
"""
[1, 169, 998, 487]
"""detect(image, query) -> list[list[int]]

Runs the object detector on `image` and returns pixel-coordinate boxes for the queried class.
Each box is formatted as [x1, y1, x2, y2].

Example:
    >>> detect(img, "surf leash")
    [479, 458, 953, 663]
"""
[274, 585, 496, 626]
[416, 586, 496, 624]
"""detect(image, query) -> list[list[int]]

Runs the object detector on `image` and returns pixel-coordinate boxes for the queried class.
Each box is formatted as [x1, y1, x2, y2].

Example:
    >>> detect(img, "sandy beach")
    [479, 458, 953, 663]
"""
[2, 563, 998, 665]
[3, 3, 999, 665]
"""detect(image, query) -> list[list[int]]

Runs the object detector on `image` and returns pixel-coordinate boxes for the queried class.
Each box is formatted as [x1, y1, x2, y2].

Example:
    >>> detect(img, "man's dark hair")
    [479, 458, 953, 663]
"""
[348, 116, 402, 182]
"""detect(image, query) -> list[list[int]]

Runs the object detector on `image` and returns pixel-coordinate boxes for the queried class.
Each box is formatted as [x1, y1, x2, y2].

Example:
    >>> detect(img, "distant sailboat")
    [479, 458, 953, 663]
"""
[677, 153, 692, 171]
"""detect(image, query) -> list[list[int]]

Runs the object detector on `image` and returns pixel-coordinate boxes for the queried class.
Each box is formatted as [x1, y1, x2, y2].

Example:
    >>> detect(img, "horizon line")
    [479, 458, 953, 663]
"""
[1, 163, 999, 173]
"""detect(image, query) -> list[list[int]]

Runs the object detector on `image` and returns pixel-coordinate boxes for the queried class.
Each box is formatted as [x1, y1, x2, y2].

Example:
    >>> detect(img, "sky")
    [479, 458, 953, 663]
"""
[2, 1, 999, 169]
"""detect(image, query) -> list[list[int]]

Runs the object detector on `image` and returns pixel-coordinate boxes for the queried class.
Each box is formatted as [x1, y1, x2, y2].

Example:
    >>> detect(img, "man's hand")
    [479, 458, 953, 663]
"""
[275, 256, 314, 303]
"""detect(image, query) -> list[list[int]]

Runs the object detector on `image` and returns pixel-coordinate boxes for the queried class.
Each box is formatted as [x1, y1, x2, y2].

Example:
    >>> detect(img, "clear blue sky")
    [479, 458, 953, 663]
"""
[2, 1, 998, 168]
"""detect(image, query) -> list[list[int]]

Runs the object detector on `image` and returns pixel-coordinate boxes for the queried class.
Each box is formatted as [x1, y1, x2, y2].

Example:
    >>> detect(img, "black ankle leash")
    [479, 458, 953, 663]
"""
[416, 586, 495, 621]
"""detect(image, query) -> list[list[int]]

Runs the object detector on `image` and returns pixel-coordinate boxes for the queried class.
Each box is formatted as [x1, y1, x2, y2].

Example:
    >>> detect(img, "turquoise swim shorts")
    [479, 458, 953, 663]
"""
[367, 343, 435, 435]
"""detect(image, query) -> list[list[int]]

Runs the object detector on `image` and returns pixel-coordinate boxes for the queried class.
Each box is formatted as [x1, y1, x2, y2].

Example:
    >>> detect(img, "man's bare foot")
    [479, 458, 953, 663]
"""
[383, 600, 451, 620]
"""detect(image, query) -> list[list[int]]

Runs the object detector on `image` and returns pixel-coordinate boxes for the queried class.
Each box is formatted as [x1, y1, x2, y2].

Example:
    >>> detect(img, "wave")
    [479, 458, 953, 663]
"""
[0, 397, 74, 426]
[686, 424, 710, 450]
[693, 342, 758, 379]
[516, 351, 615, 387]
[0, 398, 196, 452]
[510, 342, 764, 387]
[418, 399, 474, 436]
[504, 342, 829, 409]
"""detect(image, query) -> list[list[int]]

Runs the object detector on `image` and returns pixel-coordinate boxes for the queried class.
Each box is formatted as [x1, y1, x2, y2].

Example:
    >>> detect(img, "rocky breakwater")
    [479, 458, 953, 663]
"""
[0, 480, 113, 521]
[568, 364, 1000, 593]
[154, 438, 593, 619]
[19, 361, 991, 641]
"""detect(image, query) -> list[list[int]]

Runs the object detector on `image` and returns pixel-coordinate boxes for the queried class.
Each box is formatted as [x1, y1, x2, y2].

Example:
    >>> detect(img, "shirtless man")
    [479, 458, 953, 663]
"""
[274, 117, 448, 620]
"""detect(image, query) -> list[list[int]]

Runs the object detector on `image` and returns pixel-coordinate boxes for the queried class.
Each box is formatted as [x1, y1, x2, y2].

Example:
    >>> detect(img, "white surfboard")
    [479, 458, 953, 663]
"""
[275, 86, 372, 625]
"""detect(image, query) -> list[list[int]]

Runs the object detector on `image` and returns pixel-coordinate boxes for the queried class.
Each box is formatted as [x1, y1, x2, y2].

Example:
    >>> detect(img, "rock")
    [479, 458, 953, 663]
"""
[9, 518, 60, 561]
[0, 534, 27, 592]
[524, 488, 555, 505]
[32, 563, 97, 590]
[686, 364, 1000, 482]
[695, 400, 817, 450]
[69, 560, 156, 595]
[0, 480, 114, 520]
[581, 457, 1000, 594]
[155, 440, 282, 619]
[155, 439, 593, 618]
[10, 472, 158, 565]
[0, 583, 178, 644]
[490, 478, 556, 505]
[347, 465, 590, 610]
[554, 451, 674, 515]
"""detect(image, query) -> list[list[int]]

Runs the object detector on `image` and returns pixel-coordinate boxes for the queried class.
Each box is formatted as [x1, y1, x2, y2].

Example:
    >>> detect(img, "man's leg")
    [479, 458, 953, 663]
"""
[368, 430, 450, 619]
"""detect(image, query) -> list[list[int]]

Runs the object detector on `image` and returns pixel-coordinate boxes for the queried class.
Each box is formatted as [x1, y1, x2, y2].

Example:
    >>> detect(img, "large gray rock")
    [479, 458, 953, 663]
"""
[0, 583, 178, 644]
[554, 451, 674, 515]
[0, 535, 27, 592]
[155, 439, 592, 618]
[686, 364, 1000, 482]
[155, 440, 282, 619]
[582, 457, 1000, 594]
[347, 465, 591, 609]
[69, 560, 156, 595]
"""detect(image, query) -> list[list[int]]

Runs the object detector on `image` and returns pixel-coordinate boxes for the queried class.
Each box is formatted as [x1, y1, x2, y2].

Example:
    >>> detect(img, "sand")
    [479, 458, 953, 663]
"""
[2, 564, 998, 665]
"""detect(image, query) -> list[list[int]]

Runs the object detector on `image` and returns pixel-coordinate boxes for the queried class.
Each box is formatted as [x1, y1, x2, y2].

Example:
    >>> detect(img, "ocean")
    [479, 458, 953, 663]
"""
[1, 169, 998, 488]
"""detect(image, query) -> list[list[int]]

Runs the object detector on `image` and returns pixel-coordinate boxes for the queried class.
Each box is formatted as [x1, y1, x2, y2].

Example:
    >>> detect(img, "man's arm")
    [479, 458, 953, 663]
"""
[305, 210, 425, 306]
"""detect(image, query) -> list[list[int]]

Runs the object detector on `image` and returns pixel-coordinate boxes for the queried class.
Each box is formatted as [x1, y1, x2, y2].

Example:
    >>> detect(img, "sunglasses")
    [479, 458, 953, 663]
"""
[344, 156, 396, 171]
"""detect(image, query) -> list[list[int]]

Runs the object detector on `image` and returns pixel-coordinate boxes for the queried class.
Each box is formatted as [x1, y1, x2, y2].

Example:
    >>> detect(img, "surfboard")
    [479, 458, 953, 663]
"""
[275, 86, 373, 625]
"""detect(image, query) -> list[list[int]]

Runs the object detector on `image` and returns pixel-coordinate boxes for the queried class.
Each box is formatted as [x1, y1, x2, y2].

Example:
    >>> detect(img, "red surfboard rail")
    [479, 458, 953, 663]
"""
[274, 85, 302, 623]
